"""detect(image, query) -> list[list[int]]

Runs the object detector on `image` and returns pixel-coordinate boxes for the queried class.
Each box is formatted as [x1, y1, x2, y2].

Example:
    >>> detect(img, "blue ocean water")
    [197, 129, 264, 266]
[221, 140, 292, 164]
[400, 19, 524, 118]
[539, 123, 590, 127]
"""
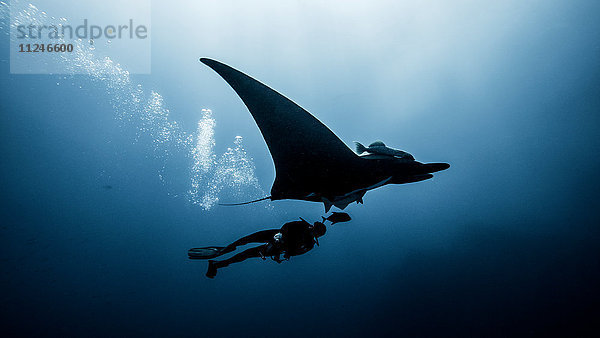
[1, 1, 599, 336]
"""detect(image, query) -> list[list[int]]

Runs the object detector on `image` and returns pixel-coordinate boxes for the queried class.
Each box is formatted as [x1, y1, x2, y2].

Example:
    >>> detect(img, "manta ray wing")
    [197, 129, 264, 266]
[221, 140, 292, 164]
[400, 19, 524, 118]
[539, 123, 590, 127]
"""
[200, 58, 364, 200]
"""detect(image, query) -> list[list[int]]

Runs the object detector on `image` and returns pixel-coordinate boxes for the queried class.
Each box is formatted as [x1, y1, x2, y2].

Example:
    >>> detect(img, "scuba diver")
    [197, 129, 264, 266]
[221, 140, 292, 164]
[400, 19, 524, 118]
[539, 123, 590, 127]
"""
[188, 218, 327, 278]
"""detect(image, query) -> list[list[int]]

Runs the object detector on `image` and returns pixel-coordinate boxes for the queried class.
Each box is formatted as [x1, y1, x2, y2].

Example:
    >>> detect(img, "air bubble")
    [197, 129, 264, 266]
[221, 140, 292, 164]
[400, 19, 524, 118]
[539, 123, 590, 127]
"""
[4, 1, 265, 211]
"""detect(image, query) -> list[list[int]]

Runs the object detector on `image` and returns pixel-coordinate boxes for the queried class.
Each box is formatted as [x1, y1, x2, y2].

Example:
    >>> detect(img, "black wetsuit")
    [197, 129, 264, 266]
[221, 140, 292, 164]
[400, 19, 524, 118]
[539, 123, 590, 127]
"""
[209, 220, 316, 272]
[279, 220, 317, 258]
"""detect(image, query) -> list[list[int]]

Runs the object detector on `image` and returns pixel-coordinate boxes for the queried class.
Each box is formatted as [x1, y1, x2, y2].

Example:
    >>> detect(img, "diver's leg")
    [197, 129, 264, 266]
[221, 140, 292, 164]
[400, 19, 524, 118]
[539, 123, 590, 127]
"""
[206, 245, 267, 278]
[219, 230, 278, 255]
[215, 246, 266, 268]
[194, 230, 278, 262]
[188, 246, 227, 259]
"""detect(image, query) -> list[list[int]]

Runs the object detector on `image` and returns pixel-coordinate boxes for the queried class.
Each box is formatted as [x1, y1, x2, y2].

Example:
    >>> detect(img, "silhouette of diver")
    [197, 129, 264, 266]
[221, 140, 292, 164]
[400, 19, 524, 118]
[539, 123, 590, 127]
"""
[188, 218, 326, 278]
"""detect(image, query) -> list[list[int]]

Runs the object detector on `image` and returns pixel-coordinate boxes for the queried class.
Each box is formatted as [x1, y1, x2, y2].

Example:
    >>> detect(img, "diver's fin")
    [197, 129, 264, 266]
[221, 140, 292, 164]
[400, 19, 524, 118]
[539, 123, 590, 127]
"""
[218, 196, 271, 206]
[354, 141, 367, 154]
[206, 260, 217, 278]
[322, 216, 327, 223]
[188, 247, 226, 259]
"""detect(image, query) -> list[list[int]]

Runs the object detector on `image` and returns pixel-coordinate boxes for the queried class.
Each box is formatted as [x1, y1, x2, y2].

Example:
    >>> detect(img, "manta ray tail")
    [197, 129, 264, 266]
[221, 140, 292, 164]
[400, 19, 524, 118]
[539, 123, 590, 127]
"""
[218, 196, 271, 206]
[354, 141, 367, 154]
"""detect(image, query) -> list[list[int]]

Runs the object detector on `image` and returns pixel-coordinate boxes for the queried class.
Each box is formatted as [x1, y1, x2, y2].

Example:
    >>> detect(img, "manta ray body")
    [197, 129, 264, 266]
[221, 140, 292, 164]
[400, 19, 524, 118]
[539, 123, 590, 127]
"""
[200, 58, 449, 211]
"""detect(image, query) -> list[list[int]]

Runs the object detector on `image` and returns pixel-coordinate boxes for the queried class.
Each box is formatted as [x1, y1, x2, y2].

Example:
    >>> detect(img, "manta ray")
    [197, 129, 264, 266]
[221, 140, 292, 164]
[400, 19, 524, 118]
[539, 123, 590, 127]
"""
[200, 58, 449, 212]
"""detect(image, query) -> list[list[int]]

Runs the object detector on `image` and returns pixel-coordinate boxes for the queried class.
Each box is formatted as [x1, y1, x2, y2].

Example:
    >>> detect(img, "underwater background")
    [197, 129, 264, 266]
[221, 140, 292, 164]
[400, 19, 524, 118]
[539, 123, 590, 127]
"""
[1, 1, 599, 336]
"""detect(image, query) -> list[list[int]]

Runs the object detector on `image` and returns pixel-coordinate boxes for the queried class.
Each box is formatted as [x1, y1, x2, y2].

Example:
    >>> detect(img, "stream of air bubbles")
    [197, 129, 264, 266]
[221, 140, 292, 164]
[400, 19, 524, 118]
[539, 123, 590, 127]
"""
[0, 1, 268, 210]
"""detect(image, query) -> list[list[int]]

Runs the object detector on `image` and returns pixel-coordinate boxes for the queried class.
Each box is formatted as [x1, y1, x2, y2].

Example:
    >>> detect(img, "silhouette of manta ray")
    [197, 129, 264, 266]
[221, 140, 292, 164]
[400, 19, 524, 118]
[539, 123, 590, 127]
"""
[200, 58, 449, 211]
